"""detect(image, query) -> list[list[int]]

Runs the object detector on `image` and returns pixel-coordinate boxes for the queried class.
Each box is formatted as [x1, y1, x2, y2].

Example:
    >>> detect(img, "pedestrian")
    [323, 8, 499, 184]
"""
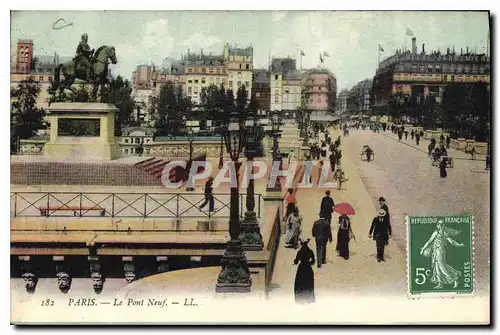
[333, 166, 346, 190]
[321, 141, 327, 158]
[336, 149, 342, 166]
[398, 130, 403, 141]
[404, 130, 408, 140]
[428, 142, 435, 157]
[312, 214, 332, 268]
[411, 130, 415, 140]
[415, 132, 420, 146]
[369, 209, 392, 262]
[446, 136, 451, 149]
[320, 190, 335, 225]
[285, 207, 302, 248]
[336, 214, 354, 260]
[439, 158, 448, 178]
[293, 238, 316, 304]
[199, 177, 215, 212]
[365, 146, 374, 162]
[284, 188, 297, 220]
[304, 156, 314, 184]
[329, 152, 336, 173]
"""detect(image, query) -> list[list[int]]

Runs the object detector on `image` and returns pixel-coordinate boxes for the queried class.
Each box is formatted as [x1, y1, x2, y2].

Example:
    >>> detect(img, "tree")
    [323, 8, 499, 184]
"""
[249, 92, 259, 116]
[100, 76, 135, 136]
[155, 81, 177, 135]
[469, 83, 490, 141]
[235, 84, 248, 115]
[10, 78, 46, 153]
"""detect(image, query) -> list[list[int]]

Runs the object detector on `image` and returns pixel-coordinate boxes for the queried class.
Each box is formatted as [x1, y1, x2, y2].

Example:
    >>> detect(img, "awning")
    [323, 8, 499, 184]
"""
[309, 115, 340, 122]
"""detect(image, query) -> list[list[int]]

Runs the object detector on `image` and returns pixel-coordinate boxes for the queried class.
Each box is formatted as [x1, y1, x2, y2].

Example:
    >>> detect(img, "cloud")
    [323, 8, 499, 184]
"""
[179, 32, 222, 54]
[272, 12, 287, 23]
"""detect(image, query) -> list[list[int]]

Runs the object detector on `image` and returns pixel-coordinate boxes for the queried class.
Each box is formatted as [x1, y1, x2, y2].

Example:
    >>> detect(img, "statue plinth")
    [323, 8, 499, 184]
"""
[44, 103, 121, 161]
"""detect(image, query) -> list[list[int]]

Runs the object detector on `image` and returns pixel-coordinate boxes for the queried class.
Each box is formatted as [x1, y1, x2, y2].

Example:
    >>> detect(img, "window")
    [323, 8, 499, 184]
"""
[194, 79, 199, 84]
[222, 69, 226, 74]
[285, 88, 290, 93]
[256, 92, 260, 97]
[124, 138, 129, 143]
[245, 81, 250, 88]
[124, 148, 129, 154]
[216, 78, 220, 84]
[237, 81, 242, 87]
[188, 68, 193, 73]
[275, 95, 279, 103]
[201, 68, 206, 73]
[275, 75, 279, 80]
[48, 76, 53, 82]
[153, 82, 157, 88]
[239, 64, 242, 69]
[188, 79, 192, 83]
[209, 68, 214, 73]
[39, 76, 43, 82]
[135, 138, 140, 144]
[188, 87, 192, 94]
[238, 71, 242, 76]
[229, 80, 233, 87]
[216, 68, 220, 74]
[201, 77, 206, 84]
[246, 64, 249, 70]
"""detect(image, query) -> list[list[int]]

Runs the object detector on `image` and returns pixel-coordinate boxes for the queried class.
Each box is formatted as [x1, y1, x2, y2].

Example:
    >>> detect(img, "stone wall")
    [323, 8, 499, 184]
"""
[11, 162, 163, 186]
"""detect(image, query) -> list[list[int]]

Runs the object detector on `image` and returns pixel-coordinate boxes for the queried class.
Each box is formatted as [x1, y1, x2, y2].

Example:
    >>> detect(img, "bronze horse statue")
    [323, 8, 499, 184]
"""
[52, 45, 117, 99]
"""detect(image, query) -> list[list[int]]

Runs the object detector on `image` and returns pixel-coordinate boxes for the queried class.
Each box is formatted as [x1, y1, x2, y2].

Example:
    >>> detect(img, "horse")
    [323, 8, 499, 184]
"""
[53, 45, 117, 100]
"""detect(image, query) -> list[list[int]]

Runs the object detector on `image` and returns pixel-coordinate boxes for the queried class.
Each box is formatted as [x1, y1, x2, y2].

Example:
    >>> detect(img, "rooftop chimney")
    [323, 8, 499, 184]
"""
[466, 46, 469, 54]
[422, 43, 425, 54]
[447, 47, 450, 55]
[412, 37, 417, 54]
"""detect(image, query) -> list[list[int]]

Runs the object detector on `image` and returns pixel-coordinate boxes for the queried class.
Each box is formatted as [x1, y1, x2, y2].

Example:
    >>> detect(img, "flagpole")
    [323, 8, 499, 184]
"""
[378, 45, 380, 66]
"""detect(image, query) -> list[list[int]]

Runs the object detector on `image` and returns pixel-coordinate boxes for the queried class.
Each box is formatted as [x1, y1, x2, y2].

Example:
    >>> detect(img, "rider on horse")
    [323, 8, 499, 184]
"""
[74, 33, 94, 81]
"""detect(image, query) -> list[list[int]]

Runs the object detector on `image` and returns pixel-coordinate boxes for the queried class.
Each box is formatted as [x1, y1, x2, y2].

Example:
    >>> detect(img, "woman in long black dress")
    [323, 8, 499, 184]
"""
[293, 239, 316, 304]
[336, 214, 352, 260]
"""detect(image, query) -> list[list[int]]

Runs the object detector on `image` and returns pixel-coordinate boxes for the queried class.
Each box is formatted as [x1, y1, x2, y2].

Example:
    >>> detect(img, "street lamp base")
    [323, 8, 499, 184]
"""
[215, 239, 252, 293]
[239, 213, 264, 251]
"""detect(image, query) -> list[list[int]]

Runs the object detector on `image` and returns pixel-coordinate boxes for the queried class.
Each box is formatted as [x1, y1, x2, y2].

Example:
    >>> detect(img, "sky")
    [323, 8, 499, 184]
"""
[10, 11, 490, 91]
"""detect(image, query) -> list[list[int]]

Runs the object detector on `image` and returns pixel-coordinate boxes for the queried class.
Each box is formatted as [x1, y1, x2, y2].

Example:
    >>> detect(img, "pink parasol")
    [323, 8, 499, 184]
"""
[333, 202, 355, 216]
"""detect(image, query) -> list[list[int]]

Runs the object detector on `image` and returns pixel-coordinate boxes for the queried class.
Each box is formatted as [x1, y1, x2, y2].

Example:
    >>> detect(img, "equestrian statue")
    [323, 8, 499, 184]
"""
[52, 33, 117, 100]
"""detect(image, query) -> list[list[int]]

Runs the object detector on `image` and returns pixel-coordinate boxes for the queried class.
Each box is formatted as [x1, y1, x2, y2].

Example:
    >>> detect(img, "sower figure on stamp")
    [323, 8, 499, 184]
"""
[420, 219, 464, 289]
[312, 214, 332, 268]
[369, 209, 392, 262]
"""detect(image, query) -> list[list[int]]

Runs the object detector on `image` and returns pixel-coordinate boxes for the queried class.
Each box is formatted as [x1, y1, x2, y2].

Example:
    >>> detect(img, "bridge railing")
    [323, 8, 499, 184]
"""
[11, 192, 262, 220]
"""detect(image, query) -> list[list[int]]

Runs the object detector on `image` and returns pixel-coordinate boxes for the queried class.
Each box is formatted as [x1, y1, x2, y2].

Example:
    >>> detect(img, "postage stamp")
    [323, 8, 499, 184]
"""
[407, 215, 474, 296]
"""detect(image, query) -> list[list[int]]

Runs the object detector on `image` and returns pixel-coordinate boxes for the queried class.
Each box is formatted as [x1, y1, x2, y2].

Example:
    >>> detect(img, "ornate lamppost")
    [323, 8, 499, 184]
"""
[239, 109, 264, 251]
[215, 109, 252, 293]
[186, 120, 196, 192]
[302, 112, 310, 147]
[266, 111, 283, 192]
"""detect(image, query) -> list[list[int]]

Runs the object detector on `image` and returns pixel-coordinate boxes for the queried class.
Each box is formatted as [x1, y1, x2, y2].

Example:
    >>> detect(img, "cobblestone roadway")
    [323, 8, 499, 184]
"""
[344, 129, 490, 295]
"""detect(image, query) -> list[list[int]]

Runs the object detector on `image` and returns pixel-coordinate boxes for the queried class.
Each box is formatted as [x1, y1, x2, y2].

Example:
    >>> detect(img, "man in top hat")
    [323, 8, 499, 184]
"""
[369, 209, 392, 262]
[378, 197, 390, 224]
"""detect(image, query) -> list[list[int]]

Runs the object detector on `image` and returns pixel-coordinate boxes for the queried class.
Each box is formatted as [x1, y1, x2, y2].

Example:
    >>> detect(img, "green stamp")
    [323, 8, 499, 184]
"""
[408, 215, 474, 296]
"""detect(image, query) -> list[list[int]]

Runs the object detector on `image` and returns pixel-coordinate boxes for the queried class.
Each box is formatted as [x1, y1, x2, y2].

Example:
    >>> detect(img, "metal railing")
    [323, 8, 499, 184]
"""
[11, 192, 262, 220]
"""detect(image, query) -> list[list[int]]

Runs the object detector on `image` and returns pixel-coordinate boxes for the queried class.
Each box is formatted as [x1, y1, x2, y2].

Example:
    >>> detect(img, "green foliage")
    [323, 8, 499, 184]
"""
[154, 81, 192, 136]
[100, 76, 135, 136]
[10, 78, 46, 153]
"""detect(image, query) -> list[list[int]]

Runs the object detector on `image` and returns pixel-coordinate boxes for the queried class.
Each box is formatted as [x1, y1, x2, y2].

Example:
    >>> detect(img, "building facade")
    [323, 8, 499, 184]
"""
[372, 37, 491, 108]
[223, 44, 253, 99]
[282, 70, 302, 118]
[269, 57, 298, 113]
[252, 69, 270, 115]
[184, 54, 228, 105]
[336, 89, 349, 114]
[302, 68, 337, 111]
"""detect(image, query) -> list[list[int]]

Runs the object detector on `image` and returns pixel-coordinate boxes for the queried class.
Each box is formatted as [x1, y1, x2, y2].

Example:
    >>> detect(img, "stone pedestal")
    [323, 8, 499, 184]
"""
[457, 138, 467, 150]
[44, 103, 121, 161]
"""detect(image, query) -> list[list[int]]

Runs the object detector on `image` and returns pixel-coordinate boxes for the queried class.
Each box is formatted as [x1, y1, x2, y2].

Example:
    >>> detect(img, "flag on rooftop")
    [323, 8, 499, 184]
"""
[406, 28, 414, 36]
[323, 51, 330, 57]
[379, 44, 384, 52]
[300, 50, 305, 56]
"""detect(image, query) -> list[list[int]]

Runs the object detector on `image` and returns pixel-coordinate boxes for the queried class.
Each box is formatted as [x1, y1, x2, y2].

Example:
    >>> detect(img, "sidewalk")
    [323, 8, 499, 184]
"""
[381, 131, 486, 161]
[268, 127, 406, 300]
